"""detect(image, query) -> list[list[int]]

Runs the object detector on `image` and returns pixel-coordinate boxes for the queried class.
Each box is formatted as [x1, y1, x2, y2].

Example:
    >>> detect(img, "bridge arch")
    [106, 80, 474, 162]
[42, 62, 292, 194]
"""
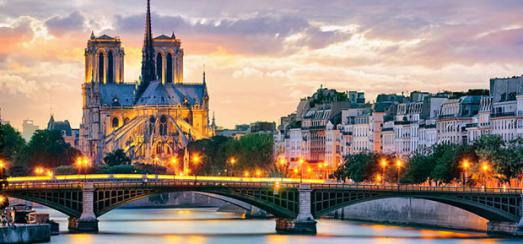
[92, 186, 298, 219]
[311, 191, 521, 223]
[6, 191, 83, 218]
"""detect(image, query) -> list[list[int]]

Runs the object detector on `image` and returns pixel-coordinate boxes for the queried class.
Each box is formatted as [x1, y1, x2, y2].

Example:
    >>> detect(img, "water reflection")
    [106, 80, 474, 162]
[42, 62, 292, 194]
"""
[35, 207, 520, 244]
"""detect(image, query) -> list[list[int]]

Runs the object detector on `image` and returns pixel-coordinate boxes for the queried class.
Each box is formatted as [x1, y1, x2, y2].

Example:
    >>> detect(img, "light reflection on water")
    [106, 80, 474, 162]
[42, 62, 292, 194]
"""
[36, 207, 521, 244]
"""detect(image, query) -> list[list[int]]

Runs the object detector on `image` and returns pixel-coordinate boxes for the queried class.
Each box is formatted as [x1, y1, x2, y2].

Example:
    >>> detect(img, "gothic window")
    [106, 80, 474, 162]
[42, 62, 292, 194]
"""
[107, 50, 114, 83]
[112, 117, 119, 128]
[149, 116, 156, 134]
[166, 53, 173, 83]
[156, 53, 163, 80]
[98, 52, 104, 82]
[159, 115, 168, 136]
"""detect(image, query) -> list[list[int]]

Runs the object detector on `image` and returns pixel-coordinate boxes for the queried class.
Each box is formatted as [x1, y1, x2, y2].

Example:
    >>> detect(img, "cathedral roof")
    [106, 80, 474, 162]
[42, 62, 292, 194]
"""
[154, 34, 174, 39]
[47, 116, 73, 136]
[97, 34, 114, 39]
[135, 80, 206, 106]
[99, 83, 136, 106]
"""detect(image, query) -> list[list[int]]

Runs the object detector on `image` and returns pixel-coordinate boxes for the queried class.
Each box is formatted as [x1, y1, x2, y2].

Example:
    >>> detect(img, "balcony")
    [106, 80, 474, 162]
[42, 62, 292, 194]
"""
[491, 112, 516, 118]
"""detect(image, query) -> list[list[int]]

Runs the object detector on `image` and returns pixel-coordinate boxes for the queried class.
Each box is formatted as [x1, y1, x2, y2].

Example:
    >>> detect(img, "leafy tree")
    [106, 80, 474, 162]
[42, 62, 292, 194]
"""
[429, 143, 476, 184]
[402, 152, 435, 184]
[344, 152, 378, 183]
[0, 123, 25, 163]
[494, 140, 523, 184]
[104, 149, 131, 166]
[187, 134, 274, 176]
[474, 134, 504, 162]
[15, 129, 81, 170]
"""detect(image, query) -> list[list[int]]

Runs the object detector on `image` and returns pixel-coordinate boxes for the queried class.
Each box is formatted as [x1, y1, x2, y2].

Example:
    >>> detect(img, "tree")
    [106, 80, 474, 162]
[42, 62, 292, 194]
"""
[104, 149, 131, 166]
[493, 139, 523, 184]
[402, 152, 436, 184]
[474, 134, 504, 162]
[343, 152, 378, 183]
[0, 123, 25, 162]
[15, 130, 81, 171]
[187, 134, 274, 176]
[429, 143, 476, 184]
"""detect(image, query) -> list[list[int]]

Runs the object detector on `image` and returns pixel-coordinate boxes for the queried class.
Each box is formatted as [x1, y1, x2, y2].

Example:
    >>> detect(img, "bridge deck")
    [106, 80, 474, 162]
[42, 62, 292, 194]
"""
[4, 174, 522, 195]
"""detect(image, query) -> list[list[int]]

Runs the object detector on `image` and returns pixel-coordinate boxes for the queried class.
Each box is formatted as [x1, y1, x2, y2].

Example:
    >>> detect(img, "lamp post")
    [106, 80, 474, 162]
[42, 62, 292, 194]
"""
[395, 158, 403, 186]
[75, 156, 91, 182]
[34, 166, 45, 176]
[461, 159, 470, 188]
[192, 154, 201, 182]
[380, 158, 388, 185]
[298, 158, 305, 183]
[278, 157, 287, 180]
[228, 157, 236, 177]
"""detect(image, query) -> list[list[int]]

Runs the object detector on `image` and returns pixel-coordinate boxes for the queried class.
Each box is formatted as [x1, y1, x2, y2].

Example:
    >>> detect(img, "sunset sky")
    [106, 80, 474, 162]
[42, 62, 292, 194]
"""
[1, 0, 523, 130]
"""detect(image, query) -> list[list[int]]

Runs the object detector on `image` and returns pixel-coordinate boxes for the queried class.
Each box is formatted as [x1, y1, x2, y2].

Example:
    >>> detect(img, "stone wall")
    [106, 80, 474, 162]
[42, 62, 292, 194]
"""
[332, 198, 488, 231]
[0, 224, 50, 243]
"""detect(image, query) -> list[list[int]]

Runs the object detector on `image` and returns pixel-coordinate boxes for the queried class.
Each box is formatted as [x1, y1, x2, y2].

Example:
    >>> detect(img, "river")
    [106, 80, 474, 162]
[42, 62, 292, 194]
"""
[37, 207, 520, 244]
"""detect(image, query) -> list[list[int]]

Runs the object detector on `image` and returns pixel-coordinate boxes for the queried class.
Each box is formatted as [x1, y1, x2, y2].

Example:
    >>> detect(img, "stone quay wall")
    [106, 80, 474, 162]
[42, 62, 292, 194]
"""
[331, 198, 488, 231]
[0, 224, 51, 243]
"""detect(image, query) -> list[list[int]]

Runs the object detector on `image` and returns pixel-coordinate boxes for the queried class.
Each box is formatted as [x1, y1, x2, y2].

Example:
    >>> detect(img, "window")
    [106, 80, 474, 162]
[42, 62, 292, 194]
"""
[112, 117, 119, 128]
[159, 115, 168, 136]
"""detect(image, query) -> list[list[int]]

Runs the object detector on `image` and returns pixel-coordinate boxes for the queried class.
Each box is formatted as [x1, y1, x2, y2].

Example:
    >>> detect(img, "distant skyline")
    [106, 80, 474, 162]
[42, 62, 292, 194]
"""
[1, 0, 523, 130]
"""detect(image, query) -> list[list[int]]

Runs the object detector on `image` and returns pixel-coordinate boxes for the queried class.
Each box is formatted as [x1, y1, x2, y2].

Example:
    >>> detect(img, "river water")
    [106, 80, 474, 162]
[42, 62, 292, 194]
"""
[37, 207, 520, 244]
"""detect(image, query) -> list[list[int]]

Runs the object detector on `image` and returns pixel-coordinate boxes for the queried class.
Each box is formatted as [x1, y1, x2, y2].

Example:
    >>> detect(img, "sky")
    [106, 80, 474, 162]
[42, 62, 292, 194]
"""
[1, 0, 523, 130]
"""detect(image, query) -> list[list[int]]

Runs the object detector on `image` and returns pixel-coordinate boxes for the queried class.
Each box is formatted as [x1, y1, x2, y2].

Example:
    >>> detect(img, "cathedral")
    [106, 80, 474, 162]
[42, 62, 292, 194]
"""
[79, 0, 213, 165]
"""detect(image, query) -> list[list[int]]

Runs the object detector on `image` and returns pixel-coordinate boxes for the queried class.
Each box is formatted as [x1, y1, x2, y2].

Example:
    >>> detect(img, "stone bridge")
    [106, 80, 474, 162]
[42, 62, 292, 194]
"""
[2, 175, 523, 235]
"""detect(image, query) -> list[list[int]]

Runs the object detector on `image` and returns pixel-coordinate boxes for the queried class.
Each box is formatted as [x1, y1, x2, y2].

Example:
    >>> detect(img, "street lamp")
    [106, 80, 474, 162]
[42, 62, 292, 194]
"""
[461, 159, 470, 188]
[395, 158, 403, 185]
[323, 161, 328, 180]
[75, 156, 91, 182]
[375, 174, 382, 184]
[380, 158, 388, 185]
[34, 166, 45, 176]
[298, 158, 305, 183]
[228, 156, 236, 177]
[192, 154, 201, 181]
[278, 157, 287, 181]
[256, 169, 261, 178]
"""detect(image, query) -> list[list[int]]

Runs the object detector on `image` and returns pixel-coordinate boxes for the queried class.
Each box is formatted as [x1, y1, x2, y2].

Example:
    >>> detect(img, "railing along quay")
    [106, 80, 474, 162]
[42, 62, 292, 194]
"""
[310, 183, 523, 194]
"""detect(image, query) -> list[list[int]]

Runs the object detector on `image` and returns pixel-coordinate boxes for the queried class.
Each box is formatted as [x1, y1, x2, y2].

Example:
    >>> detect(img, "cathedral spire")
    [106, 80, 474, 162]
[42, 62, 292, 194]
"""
[202, 64, 206, 84]
[139, 0, 156, 94]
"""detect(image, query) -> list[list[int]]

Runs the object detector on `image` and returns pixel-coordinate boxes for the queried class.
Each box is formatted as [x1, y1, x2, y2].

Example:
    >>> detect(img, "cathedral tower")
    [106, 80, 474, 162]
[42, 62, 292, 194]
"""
[85, 32, 125, 84]
[153, 34, 184, 84]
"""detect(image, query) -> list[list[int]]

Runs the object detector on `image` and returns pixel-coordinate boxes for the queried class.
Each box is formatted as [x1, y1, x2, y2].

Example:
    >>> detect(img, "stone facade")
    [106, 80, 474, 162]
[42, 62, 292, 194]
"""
[80, 1, 212, 164]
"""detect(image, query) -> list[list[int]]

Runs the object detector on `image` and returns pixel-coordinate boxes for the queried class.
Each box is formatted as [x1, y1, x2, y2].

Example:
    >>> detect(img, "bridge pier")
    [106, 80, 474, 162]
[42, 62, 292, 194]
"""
[68, 183, 99, 233]
[275, 184, 317, 235]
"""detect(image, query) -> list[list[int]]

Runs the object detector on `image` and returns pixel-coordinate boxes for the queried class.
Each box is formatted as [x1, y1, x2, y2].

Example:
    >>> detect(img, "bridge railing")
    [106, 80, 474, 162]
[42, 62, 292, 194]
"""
[310, 183, 523, 194]
[5, 182, 83, 190]
[93, 179, 300, 189]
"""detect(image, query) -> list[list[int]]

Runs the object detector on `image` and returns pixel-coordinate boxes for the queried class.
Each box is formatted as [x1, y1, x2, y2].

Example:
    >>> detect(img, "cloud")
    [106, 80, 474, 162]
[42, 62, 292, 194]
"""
[2, 0, 523, 129]
[45, 11, 86, 37]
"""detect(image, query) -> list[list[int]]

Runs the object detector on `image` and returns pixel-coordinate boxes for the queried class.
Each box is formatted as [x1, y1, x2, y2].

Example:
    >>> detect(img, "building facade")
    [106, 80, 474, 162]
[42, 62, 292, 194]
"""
[276, 76, 523, 170]
[80, 1, 212, 164]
